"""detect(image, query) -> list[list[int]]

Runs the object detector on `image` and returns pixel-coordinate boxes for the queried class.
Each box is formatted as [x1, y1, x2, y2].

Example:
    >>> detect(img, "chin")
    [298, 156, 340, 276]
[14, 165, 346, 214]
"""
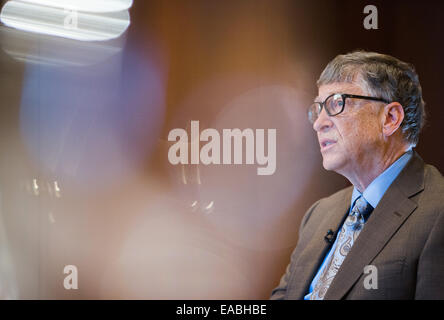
[322, 161, 335, 171]
[322, 154, 344, 172]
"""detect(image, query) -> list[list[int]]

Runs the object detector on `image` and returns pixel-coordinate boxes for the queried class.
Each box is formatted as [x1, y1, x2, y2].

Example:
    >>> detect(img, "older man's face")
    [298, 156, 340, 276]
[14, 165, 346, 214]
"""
[313, 82, 384, 176]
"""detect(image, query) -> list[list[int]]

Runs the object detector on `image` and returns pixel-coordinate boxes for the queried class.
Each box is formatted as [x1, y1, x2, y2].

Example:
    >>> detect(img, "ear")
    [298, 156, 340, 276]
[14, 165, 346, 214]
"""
[382, 102, 404, 137]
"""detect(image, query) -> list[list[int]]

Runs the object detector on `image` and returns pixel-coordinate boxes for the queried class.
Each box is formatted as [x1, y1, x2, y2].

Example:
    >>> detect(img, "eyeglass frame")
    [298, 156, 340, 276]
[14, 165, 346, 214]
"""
[308, 93, 391, 124]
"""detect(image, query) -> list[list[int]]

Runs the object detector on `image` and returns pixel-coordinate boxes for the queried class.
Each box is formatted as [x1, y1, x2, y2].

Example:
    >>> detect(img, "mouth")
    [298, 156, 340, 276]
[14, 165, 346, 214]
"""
[319, 138, 337, 151]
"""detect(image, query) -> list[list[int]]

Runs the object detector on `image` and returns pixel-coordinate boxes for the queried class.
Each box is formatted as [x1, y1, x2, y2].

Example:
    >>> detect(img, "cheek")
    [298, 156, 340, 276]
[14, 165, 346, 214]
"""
[362, 116, 383, 142]
[338, 119, 379, 151]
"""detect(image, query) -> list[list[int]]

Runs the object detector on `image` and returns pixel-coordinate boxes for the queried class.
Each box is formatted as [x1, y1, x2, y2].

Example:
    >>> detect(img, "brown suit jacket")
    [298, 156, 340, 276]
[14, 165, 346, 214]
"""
[271, 152, 444, 299]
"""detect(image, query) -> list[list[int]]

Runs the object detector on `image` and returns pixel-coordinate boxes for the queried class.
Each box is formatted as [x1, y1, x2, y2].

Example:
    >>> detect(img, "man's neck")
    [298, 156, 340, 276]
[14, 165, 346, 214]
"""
[343, 145, 411, 193]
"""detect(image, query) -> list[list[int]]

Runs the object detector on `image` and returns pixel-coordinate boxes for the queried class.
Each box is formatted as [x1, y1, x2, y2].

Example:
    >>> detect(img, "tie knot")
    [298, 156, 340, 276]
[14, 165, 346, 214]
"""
[349, 196, 374, 228]
[353, 196, 373, 215]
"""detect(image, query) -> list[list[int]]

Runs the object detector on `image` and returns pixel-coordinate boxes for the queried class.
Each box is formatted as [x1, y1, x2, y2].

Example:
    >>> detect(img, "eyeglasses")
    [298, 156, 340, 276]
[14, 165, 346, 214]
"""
[308, 93, 390, 124]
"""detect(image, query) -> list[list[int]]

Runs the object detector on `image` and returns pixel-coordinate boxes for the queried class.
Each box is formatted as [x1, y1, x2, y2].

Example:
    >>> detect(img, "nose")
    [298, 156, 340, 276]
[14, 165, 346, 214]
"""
[313, 108, 333, 133]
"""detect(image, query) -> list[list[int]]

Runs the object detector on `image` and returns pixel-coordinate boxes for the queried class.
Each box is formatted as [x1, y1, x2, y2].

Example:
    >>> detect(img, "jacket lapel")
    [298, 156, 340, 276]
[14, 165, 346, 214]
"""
[289, 188, 352, 299]
[324, 152, 425, 300]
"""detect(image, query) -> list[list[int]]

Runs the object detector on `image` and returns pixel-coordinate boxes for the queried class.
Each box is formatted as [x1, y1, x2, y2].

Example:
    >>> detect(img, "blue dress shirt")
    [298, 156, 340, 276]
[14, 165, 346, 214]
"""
[304, 149, 413, 300]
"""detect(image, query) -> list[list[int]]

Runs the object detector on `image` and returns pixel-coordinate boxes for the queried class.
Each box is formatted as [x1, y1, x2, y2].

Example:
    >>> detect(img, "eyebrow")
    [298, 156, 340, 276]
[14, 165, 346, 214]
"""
[314, 92, 345, 102]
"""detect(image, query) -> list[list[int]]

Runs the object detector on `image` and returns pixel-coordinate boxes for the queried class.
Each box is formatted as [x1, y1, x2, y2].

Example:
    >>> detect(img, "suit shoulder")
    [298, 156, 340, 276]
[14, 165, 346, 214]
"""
[304, 185, 353, 216]
[424, 164, 444, 188]
[422, 163, 444, 209]
[319, 185, 354, 205]
[302, 185, 353, 226]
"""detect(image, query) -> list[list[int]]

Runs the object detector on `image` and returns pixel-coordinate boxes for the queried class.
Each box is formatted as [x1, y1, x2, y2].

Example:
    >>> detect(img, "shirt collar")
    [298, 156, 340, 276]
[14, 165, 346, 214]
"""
[351, 149, 413, 209]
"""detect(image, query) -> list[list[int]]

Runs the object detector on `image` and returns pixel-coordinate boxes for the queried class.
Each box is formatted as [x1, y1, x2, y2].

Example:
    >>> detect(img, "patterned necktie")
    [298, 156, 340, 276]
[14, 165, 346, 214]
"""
[310, 195, 374, 300]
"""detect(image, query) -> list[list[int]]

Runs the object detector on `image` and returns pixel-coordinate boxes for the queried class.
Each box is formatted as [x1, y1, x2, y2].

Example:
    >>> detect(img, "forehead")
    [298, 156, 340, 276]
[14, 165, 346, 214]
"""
[316, 82, 364, 101]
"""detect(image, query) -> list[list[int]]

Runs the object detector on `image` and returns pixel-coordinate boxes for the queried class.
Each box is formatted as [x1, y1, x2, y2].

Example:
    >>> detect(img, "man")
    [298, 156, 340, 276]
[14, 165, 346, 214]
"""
[271, 51, 444, 300]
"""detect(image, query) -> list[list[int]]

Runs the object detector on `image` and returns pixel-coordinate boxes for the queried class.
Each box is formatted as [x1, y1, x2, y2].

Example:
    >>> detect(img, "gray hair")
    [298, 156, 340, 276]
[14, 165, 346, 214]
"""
[317, 50, 426, 147]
